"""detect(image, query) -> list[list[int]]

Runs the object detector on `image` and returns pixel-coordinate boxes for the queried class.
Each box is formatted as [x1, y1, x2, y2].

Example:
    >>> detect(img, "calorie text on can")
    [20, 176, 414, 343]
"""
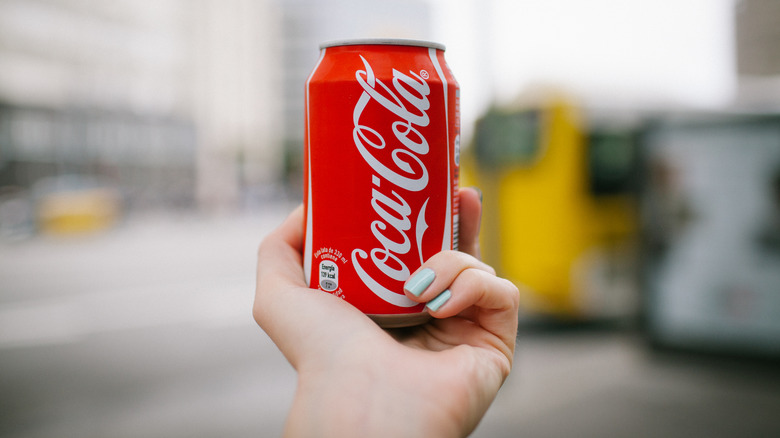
[302, 39, 461, 328]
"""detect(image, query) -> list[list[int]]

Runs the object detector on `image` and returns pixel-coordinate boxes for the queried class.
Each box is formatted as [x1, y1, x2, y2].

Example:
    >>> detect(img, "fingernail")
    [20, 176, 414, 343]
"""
[426, 289, 452, 312]
[405, 268, 435, 297]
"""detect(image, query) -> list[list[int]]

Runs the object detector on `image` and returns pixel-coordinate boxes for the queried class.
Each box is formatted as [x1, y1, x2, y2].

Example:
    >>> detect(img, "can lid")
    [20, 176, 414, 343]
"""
[320, 38, 445, 51]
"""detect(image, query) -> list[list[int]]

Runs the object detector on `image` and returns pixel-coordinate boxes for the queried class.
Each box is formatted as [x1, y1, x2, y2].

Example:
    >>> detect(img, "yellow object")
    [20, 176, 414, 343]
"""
[37, 188, 120, 235]
[466, 95, 638, 318]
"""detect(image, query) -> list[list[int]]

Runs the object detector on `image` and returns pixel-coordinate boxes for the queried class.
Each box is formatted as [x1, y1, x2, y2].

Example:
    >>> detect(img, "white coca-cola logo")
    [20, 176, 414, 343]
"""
[350, 55, 433, 308]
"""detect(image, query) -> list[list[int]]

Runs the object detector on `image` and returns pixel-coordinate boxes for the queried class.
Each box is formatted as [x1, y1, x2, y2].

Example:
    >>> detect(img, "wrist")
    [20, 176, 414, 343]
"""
[285, 367, 460, 438]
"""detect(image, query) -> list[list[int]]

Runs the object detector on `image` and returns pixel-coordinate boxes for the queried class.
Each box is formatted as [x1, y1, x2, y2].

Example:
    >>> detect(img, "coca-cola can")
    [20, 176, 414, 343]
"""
[303, 39, 460, 328]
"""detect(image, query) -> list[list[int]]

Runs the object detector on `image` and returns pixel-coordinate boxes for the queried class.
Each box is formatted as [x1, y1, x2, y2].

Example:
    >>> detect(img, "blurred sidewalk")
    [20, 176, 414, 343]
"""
[0, 204, 297, 438]
[1, 202, 779, 438]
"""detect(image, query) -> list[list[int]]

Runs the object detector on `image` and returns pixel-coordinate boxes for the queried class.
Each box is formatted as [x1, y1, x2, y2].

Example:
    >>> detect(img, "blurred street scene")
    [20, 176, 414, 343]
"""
[2, 0, 780, 436]
[2, 207, 780, 438]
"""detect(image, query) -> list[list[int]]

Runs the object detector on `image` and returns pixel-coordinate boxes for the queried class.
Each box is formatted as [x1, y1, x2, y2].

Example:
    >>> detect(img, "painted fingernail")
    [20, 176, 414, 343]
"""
[405, 268, 436, 297]
[426, 289, 452, 312]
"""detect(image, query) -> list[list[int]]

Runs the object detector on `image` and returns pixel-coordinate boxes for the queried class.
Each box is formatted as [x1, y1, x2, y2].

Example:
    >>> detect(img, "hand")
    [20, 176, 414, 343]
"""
[253, 188, 519, 437]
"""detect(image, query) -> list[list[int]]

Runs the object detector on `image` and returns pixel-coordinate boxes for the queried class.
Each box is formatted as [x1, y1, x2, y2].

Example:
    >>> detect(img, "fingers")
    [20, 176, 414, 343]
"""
[255, 204, 307, 292]
[253, 204, 307, 339]
[403, 250, 519, 353]
[458, 187, 483, 259]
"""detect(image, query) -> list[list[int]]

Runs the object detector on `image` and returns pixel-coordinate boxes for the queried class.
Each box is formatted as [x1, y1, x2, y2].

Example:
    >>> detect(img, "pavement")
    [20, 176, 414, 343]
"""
[1, 204, 779, 437]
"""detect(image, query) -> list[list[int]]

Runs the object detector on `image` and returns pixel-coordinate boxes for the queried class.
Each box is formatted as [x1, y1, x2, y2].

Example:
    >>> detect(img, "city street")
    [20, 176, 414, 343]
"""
[0, 206, 296, 438]
[2, 203, 780, 438]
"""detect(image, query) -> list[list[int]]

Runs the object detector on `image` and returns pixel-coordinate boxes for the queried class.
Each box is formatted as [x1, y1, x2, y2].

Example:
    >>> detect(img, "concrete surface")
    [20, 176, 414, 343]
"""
[1, 205, 779, 437]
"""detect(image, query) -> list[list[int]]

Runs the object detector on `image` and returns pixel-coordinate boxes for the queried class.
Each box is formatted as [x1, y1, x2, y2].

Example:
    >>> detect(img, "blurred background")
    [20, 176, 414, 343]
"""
[1, 0, 779, 437]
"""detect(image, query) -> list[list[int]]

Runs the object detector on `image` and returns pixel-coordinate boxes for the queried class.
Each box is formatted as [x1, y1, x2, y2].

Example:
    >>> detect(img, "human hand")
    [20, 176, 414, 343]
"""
[253, 188, 519, 437]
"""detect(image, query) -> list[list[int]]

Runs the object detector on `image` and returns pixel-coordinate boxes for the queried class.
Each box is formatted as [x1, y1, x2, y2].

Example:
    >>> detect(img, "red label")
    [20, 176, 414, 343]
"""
[304, 43, 459, 315]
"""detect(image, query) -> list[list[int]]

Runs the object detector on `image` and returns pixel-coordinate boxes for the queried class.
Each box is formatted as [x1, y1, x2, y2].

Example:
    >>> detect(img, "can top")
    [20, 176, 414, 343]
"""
[320, 38, 445, 51]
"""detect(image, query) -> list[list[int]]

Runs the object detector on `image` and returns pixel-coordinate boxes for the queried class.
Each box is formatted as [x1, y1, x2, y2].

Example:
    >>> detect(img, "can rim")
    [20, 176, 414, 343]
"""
[320, 38, 445, 51]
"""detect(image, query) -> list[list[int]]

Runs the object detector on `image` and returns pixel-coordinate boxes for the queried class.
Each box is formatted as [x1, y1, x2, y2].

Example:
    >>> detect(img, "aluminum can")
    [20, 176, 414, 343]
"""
[303, 39, 460, 327]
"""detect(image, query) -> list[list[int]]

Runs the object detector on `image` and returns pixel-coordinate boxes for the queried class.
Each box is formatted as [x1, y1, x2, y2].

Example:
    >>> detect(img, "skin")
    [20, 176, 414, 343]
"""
[253, 188, 520, 437]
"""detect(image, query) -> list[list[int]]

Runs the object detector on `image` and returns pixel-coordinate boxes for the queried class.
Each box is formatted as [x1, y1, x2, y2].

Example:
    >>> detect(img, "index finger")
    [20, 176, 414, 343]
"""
[255, 204, 307, 291]
[458, 187, 483, 259]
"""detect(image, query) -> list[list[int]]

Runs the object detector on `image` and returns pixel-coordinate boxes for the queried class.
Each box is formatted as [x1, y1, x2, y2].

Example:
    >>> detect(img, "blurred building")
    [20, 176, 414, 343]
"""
[187, 0, 283, 212]
[0, 0, 436, 228]
[274, 0, 434, 195]
[0, 0, 286, 225]
[0, 0, 197, 218]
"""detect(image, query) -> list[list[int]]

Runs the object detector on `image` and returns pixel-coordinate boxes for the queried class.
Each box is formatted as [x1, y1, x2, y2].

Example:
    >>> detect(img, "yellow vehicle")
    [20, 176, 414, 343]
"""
[34, 175, 121, 235]
[465, 94, 639, 319]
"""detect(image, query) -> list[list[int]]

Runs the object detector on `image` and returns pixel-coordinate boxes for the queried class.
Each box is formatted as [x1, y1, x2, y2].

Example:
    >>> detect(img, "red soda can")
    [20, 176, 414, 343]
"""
[303, 39, 460, 328]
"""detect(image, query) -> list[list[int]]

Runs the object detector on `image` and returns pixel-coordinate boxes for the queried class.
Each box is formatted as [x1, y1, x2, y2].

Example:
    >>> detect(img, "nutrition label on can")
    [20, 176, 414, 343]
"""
[313, 247, 347, 295]
[319, 260, 338, 291]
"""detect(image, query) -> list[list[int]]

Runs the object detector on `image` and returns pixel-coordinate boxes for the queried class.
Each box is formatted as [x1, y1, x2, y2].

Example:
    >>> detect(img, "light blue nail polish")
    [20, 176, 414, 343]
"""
[426, 289, 452, 312]
[405, 268, 435, 297]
